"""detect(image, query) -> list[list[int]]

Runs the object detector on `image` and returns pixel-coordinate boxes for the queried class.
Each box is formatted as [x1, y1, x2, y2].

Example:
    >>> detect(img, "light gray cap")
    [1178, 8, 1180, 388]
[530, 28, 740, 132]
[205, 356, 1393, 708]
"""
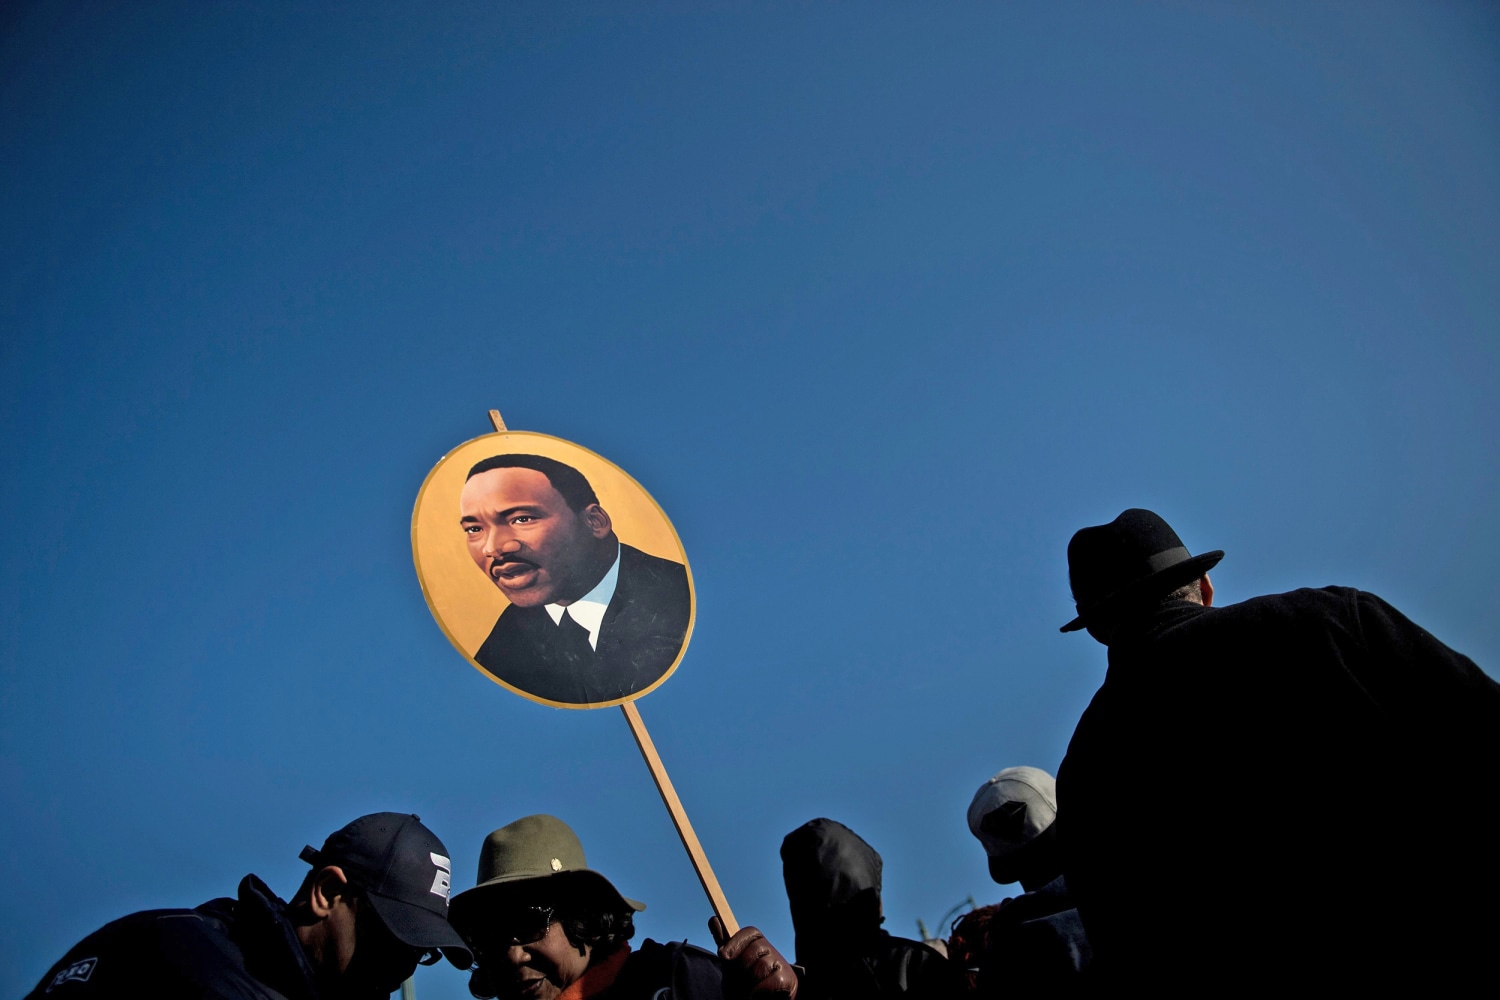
[966, 766, 1058, 860]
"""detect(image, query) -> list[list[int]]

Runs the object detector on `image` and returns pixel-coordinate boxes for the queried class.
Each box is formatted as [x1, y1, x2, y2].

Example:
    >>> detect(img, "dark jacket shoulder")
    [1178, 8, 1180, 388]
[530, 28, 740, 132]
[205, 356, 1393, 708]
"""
[798, 933, 955, 1000]
[984, 878, 1091, 984]
[26, 876, 314, 1000]
[606, 939, 725, 1000]
[872, 934, 955, 999]
[605, 546, 692, 643]
[617, 543, 690, 590]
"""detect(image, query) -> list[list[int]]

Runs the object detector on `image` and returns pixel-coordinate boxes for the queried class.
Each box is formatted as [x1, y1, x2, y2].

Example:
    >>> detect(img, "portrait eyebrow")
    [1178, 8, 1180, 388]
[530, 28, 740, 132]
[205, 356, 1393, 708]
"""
[459, 504, 549, 525]
[494, 504, 549, 519]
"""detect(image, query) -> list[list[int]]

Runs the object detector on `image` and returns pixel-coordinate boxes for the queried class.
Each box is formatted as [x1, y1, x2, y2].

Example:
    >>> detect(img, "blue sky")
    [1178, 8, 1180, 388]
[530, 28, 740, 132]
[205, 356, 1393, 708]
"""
[3, 3, 1497, 995]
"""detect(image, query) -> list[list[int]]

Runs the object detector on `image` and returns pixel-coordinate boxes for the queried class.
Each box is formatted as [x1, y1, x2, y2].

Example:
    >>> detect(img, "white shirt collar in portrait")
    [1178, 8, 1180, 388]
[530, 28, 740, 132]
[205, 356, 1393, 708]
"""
[544, 543, 620, 650]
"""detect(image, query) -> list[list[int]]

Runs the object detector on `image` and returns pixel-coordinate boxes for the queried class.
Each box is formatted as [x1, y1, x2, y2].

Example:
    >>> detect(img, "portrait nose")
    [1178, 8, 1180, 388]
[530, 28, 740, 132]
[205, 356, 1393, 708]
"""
[481, 531, 523, 558]
[505, 943, 531, 966]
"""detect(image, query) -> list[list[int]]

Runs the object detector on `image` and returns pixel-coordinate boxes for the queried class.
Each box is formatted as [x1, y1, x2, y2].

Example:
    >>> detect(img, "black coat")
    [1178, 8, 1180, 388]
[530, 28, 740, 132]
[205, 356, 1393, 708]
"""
[26, 875, 319, 1000]
[474, 543, 692, 705]
[1058, 587, 1500, 989]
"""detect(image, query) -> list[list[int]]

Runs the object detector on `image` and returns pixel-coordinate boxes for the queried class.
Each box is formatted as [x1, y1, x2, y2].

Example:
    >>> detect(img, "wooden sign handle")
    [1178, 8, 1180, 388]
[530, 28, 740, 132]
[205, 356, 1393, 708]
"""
[621, 700, 740, 937]
[481, 408, 738, 937]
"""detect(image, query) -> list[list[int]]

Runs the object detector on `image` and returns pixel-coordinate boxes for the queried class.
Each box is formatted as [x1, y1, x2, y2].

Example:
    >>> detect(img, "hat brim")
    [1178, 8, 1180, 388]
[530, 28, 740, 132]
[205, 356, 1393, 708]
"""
[1060, 550, 1224, 633]
[363, 890, 474, 969]
[450, 869, 645, 936]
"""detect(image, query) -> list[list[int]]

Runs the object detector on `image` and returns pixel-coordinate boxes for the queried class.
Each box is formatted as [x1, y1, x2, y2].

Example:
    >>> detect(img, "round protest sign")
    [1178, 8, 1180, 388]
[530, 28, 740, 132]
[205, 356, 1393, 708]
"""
[412, 431, 695, 709]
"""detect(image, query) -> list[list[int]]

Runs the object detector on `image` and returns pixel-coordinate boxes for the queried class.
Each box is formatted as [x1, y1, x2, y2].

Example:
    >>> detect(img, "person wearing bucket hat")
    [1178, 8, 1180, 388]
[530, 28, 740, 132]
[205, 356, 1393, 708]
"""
[25, 811, 470, 1000]
[451, 815, 798, 1000]
[948, 768, 1090, 993]
[1054, 509, 1500, 989]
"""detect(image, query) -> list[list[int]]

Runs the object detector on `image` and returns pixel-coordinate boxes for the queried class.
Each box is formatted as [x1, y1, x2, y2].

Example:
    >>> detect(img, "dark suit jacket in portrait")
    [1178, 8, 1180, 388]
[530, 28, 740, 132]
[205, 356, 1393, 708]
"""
[473, 543, 692, 705]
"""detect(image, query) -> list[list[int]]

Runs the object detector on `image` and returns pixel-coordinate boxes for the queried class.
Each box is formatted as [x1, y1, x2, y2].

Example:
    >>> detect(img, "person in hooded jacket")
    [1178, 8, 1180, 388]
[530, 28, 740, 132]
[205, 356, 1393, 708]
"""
[780, 819, 956, 1000]
[25, 812, 471, 1000]
[948, 768, 1090, 996]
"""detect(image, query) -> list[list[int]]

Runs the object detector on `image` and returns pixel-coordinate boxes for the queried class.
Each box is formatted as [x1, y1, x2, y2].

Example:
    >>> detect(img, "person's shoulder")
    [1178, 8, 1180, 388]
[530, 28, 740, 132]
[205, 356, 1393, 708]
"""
[881, 932, 947, 958]
[618, 939, 724, 1000]
[616, 546, 691, 609]
[476, 600, 545, 655]
[25, 904, 245, 1000]
[874, 933, 958, 996]
[873, 932, 952, 980]
[994, 878, 1076, 923]
[1193, 586, 1362, 630]
[633, 937, 722, 969]
[1230, 581, 1362, 614]
[619, 544, 687, 578]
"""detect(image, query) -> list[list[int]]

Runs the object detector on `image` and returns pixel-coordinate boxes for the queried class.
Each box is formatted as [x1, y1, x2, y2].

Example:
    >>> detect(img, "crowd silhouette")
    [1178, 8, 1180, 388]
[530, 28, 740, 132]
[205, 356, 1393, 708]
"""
[27, 509, 1500, 999]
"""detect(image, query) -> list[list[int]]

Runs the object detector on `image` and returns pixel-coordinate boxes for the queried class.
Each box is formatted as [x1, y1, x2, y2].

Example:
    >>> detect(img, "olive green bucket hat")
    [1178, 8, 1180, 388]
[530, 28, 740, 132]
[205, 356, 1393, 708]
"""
[451, 815, 645, 924]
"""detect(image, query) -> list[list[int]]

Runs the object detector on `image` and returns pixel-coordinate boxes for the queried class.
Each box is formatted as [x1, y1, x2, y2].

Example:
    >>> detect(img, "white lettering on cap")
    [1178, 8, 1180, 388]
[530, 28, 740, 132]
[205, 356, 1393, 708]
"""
[429, 852, 452, 901]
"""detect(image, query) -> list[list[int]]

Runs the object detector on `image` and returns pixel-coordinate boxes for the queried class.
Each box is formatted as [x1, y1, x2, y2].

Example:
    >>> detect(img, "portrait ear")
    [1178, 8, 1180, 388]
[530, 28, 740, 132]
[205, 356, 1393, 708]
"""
[583, 503, 612, 539]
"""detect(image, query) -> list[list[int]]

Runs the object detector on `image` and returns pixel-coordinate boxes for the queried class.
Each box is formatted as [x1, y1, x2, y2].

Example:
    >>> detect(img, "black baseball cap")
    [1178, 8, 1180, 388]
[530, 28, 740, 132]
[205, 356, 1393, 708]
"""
[300, 812, 472, 968]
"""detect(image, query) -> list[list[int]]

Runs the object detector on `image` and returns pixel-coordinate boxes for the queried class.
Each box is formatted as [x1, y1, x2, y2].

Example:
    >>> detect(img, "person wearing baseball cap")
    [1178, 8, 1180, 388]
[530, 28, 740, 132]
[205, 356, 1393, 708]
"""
[948, 768, 1091, 993]
[1056, 508, 1500, 989]
[26, 811, 471, 1000]
[451, 814, 797, 1000]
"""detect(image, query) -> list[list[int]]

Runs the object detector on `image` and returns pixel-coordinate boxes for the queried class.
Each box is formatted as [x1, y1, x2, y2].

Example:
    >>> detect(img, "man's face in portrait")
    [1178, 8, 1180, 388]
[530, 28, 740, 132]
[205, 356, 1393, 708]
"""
[460, 467, 613, 608]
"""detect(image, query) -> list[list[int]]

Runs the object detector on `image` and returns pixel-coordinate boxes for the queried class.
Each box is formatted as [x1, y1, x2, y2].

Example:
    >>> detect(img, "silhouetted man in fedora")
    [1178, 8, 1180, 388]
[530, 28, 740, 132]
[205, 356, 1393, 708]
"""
[1055, 509, 1500, 990]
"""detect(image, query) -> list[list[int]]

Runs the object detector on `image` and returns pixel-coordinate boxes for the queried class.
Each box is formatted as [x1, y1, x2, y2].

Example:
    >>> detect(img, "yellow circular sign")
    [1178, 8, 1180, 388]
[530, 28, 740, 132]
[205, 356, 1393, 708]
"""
[412, 431, 695, 709]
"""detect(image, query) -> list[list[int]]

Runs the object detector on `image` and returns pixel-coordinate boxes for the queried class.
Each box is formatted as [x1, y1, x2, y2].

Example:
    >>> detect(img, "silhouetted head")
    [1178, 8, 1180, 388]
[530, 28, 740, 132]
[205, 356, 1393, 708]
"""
[1062, 508, 1222, 644]
[781, 818, 883, 963]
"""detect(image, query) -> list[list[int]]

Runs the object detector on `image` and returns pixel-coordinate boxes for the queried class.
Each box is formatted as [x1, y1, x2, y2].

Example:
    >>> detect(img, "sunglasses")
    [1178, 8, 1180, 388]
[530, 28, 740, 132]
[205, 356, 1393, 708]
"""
[476, 905, 557, 954]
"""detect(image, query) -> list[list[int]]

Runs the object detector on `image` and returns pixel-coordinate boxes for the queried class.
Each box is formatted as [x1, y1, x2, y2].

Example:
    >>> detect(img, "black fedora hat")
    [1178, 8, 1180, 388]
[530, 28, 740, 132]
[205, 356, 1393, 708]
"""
[1061, 509, 1223, 633]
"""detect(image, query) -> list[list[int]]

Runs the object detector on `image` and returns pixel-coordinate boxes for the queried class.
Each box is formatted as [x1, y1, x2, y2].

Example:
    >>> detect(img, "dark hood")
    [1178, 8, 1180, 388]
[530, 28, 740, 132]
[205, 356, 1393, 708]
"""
[781, 819, 883, 961]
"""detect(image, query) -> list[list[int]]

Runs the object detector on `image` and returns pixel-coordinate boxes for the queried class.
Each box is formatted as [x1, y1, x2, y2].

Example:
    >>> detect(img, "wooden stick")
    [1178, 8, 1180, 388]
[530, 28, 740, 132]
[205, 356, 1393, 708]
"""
[480, 409, 736, 935]
[620, 700, 740, 936]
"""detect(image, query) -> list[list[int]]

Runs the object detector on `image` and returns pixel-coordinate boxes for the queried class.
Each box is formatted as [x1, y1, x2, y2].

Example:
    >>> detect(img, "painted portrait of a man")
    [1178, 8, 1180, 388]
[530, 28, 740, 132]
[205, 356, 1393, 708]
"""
[457, 453, 692, 705]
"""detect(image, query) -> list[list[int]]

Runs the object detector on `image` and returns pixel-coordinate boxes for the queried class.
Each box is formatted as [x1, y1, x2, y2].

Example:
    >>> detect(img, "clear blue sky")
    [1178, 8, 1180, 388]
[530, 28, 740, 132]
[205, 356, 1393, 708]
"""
[3, 4, 1497, 995]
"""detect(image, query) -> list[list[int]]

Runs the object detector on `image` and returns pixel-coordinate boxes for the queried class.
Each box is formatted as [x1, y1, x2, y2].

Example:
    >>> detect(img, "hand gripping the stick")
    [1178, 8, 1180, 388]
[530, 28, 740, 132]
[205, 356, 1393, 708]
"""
[709, 917, 799, 1000]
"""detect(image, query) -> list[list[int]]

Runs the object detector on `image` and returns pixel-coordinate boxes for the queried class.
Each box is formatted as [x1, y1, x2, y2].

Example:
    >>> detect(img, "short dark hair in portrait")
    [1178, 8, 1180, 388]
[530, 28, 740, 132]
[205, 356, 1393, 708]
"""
[466, 454, 599, 511]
